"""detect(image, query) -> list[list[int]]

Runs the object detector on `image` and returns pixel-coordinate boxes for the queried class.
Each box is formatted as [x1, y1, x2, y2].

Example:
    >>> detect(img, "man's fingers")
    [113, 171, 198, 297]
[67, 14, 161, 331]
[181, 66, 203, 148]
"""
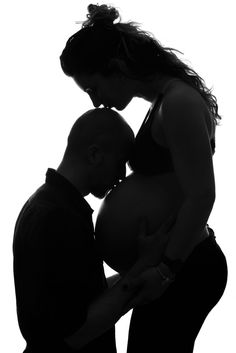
[126, 294, 151, 309]
[158, 213, 177, 233]
[138, 218, 149, 238]
[124, 276, 142, 291]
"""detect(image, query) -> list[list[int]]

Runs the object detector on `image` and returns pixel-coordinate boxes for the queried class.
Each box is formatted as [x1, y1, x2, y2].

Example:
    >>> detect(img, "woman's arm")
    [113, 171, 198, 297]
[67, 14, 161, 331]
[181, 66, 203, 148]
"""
[124, 89, 216, 305]
[160, 90, 215, 261]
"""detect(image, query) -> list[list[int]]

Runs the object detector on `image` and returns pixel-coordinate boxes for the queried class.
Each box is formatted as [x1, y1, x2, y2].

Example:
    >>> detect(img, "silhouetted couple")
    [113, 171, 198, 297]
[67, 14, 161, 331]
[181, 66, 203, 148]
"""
[13, 3, 228, 353]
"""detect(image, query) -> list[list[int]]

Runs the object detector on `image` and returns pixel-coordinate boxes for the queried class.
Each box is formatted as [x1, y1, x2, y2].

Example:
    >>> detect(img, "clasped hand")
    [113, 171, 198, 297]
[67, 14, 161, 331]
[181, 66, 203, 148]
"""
[123, 219, 172, 311]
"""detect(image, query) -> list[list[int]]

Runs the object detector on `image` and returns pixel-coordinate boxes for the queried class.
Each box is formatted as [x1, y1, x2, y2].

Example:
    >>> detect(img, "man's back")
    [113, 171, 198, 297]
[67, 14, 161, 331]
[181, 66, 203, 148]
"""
[13, 169, 116, 353]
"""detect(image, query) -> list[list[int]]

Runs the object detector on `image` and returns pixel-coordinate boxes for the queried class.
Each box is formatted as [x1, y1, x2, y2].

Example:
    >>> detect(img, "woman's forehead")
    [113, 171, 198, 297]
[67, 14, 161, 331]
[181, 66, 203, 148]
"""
[74, 72, 115, 90]
[73, 73, 95, 91]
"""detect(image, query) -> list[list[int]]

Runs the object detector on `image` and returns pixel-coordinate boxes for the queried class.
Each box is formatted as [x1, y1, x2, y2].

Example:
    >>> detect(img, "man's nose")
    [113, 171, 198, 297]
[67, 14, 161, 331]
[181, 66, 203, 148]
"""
[119, 164, 127, 181]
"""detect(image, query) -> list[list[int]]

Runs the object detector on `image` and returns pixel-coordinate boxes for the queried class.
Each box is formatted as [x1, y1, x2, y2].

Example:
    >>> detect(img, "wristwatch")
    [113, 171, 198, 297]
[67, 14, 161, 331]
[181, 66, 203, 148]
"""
[156, 262, 176, 283]
[162, 255, 184, 275]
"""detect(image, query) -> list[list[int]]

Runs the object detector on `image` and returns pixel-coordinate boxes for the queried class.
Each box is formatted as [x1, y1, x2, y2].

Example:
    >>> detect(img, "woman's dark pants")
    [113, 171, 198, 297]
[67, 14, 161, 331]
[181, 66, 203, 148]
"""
[127, 228, 228, 353]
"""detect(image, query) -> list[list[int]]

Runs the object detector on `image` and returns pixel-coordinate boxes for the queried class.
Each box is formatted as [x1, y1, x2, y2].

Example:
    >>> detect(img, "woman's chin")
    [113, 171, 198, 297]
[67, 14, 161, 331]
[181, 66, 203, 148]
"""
[114, 100, 129, 111]
[91, 189, 107, 199]
[115, 105, 124, 111]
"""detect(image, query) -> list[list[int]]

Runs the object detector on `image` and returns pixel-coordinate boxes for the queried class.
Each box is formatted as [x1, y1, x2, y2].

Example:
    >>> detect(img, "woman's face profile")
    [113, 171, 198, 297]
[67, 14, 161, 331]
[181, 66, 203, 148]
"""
[73, 72, 134, 110]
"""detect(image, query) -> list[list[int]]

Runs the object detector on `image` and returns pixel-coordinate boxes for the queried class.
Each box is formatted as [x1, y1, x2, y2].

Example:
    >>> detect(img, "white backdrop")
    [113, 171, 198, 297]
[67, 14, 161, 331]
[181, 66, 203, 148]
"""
[1, 1, 235, 352]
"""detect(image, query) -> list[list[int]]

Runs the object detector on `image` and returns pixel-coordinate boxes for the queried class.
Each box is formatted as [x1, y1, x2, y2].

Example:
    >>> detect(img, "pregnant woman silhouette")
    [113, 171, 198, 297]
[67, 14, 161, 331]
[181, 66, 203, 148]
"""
[60, 4, 228, 352]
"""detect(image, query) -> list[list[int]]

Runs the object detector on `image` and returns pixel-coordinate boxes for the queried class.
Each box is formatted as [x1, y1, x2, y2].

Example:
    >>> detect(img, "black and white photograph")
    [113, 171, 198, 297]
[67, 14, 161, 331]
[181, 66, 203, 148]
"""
[1, 1, 235, 352]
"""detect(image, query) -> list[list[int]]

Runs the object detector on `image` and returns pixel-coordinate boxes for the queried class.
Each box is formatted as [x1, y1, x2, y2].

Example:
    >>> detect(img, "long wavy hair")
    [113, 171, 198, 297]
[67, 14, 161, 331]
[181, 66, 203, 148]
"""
[60, 4, 221, 124]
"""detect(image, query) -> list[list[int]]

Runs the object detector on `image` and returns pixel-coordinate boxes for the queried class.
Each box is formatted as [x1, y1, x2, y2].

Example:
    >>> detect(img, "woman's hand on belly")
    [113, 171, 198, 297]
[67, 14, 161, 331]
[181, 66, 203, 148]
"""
[127, 216, 173, 278]
[138, 221, 168, 262]
[120, 217, 177, 310]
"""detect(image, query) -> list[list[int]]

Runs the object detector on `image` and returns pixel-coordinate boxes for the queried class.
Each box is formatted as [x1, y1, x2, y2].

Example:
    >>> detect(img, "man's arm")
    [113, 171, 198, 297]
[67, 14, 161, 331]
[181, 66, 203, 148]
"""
[64, 274, 136, 350]
[64, 222, 171, 351]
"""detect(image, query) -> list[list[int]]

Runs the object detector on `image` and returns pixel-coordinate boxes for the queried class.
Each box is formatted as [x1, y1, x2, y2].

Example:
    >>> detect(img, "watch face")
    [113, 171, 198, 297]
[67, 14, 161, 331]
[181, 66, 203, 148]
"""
[162, 256, 184, 274]
[158, 263, 176, 282]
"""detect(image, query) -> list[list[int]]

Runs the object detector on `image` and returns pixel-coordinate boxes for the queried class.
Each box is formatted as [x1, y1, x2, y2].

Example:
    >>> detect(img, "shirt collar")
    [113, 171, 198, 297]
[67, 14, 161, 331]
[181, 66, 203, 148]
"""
[45, 168, 93, 216]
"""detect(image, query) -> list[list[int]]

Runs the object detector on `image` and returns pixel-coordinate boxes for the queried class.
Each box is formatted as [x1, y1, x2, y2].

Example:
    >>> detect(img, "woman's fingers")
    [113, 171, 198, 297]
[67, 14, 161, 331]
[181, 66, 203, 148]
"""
[138, 212, 176, 240]
[158, 213, 176, 234]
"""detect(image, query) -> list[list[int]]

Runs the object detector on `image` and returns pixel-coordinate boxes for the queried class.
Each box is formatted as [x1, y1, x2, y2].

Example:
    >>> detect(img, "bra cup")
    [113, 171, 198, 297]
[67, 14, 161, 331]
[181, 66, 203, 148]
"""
[129, 86, 215, 175]
[129, 94, 174, 175]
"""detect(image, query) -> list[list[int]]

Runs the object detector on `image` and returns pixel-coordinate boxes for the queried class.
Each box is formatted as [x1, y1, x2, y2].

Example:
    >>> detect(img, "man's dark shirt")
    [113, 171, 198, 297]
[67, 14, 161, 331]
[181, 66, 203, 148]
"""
[13, 168, 116, 353]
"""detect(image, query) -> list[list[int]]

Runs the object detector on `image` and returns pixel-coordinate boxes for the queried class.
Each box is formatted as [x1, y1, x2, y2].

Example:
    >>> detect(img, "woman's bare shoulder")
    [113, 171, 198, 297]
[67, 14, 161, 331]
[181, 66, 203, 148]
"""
[165, 80, 205, 108]
[161, 81, 214, 138]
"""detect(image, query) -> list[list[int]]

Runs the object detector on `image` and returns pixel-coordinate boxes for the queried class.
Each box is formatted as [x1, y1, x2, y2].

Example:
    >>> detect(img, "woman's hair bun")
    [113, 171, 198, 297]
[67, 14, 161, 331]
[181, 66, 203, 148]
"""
[83, 4, 120, 28]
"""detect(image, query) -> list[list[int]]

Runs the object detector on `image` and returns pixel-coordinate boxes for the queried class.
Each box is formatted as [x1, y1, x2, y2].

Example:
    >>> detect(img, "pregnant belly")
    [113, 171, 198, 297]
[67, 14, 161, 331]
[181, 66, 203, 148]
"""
[95, 172, 183, 273]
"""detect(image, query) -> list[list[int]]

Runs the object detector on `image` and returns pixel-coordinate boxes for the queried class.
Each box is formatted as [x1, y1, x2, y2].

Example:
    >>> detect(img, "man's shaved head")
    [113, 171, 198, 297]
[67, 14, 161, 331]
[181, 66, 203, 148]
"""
[65, 108, 134, 160]
[58, 108, 134, 198]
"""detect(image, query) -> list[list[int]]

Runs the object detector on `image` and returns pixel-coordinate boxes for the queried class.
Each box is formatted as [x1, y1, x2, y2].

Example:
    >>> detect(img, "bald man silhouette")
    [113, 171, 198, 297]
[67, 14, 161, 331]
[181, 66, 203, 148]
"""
[13, 108, 135, 353]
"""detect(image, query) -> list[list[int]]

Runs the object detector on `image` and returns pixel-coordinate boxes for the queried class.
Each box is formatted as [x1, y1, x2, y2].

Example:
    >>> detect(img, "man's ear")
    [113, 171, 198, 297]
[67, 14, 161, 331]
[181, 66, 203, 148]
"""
[87, 144, 104, 166]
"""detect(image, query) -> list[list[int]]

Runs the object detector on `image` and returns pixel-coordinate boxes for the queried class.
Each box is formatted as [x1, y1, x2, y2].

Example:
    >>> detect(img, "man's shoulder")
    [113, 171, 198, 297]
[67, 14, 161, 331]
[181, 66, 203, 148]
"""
[25, 183, 76, 217]
[13, 190, 92, 256]
[14, 184, 86, 239]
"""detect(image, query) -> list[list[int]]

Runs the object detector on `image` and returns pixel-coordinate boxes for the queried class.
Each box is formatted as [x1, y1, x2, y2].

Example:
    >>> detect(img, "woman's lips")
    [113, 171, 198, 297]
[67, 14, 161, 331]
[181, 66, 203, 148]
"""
[102, 102, 113, 109]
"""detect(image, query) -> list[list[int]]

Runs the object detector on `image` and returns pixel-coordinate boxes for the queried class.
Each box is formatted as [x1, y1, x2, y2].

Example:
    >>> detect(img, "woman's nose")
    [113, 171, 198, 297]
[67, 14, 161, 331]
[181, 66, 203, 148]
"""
[88, 92, 102, 108]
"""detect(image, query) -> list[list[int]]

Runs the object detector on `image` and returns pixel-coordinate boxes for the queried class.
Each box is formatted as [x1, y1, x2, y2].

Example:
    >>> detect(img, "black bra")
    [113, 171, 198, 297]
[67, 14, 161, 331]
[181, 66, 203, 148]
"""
[128, 91, 215, 176]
